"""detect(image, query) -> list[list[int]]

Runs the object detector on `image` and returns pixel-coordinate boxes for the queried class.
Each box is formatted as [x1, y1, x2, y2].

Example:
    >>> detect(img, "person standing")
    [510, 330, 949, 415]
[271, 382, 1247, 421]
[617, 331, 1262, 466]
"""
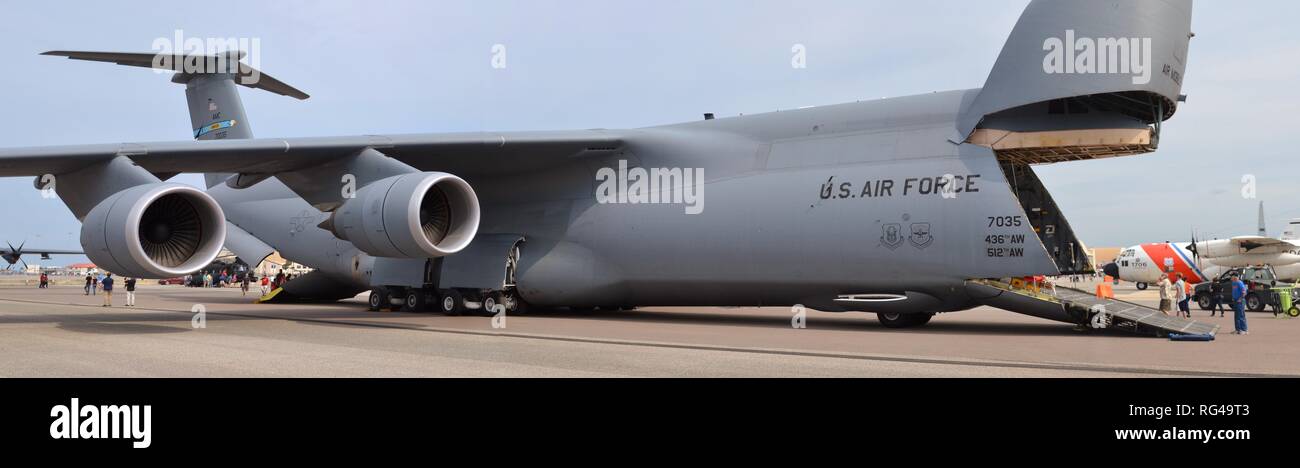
[1208, 281, 1226, 317]
[1174, 273, 1191, 318]
[38, 272, 48, 289]
[84, 274, 93, 295]
[124, 277, 137, 307]
[101, 273, 114, 307]
[259, 275, 270, 295]
[1231, 275, 1249, 335]
[1156, 274, 1174, 316]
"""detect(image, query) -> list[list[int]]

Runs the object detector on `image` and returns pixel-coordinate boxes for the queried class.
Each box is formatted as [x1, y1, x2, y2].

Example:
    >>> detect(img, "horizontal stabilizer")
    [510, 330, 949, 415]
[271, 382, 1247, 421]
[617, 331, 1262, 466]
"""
[42, 50, 309, 100]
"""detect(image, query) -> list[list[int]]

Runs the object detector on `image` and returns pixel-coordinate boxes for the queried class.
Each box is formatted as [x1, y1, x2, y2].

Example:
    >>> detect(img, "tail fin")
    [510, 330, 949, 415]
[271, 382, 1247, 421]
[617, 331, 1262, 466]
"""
[1258, 201, 1267, 237]
[1283, 220, 1299, 242]
[42, 50, 308, 187]
[959, 0, 1194, 142]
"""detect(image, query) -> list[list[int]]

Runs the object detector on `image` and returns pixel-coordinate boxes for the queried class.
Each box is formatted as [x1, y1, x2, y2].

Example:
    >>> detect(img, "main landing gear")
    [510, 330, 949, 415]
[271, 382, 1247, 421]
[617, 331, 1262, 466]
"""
[368, 286, 527, 316]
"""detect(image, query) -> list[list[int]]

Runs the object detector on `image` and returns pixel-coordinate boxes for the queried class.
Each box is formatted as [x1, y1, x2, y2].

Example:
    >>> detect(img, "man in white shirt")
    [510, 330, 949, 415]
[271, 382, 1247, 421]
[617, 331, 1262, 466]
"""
[1157, 274, 1174, 316]
[1173, 273, 1190, 318]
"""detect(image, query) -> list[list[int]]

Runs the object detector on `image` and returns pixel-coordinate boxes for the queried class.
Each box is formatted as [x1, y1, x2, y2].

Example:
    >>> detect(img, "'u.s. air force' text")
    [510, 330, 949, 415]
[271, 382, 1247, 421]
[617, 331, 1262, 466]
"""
[819, 174, 981, 200]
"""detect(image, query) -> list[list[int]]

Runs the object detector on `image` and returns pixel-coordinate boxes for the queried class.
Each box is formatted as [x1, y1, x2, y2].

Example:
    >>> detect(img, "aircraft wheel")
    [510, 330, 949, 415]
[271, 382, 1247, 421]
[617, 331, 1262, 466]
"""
[483, 293, 502, 315]
[440, 289, 466, 316]
[877, 312, 934, 328]
[1136, 282, 1148, 291]
[1288, 306, 1300, 318]
[1247, 294, 1265, 312]
[497, 291, 526, 315]
[368, 287, 388, 311]
[403, 289, 427, 312]
[1196, 295, 1212, 310]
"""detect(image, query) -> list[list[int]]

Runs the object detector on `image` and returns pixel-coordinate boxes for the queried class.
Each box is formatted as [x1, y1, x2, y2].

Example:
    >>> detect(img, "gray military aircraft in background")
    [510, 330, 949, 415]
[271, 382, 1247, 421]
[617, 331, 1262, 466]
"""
[0, 241, 82, 271]
[0, 0, 1196, 329]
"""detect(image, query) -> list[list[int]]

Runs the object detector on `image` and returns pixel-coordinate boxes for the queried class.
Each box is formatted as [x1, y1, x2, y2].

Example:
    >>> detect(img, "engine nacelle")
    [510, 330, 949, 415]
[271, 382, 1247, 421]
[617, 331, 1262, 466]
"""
[80, 183, 227, 278]
[329, 172, 480, 258]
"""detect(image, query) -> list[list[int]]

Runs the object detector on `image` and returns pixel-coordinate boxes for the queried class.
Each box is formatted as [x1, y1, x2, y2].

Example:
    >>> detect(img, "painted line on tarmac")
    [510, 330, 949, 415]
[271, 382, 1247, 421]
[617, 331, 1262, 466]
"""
[0, 295, 1291, 378]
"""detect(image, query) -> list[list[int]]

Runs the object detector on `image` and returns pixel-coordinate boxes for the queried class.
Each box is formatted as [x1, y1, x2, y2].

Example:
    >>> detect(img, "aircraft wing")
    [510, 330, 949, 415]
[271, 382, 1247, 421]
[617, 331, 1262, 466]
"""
[0, 247, 82, 256]
[0, 130, 627, 178]
[1227, 236, 1296, 253]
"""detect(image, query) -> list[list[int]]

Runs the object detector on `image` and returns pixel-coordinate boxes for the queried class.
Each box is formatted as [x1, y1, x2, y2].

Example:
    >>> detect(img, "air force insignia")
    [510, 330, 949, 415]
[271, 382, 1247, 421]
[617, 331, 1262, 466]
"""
[881, 223, 903, 250]
[909, 223, 933, 249]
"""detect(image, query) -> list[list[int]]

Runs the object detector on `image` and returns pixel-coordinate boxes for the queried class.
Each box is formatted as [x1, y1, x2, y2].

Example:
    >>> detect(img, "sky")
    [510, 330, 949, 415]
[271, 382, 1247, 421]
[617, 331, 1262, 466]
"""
[1, 0, 1297, 266]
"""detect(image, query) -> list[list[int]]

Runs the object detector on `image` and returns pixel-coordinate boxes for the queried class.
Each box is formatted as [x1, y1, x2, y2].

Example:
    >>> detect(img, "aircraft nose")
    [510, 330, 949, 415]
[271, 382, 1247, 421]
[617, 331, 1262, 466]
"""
[1102, 262, 1119, 279]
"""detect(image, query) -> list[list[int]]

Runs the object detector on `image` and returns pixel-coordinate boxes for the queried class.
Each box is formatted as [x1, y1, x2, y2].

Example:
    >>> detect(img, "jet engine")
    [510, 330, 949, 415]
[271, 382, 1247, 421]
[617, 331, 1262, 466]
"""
[326, 172, 480, 258]
[80, 183, 227, 278]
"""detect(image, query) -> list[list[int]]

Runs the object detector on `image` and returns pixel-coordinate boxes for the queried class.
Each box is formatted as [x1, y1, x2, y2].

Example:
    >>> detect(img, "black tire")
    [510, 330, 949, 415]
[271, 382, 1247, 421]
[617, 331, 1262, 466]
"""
[1196, 295, 1212, 311]
[1247, 294, 1265, 312]
[483, 293, 502, 315]
[877, 312, 934, 328]
[404, 289, 427, 312]
[500, 291, 533, 315]
[368, 287, 388, 311]
[1136, 282, 1148, 291]
[1289, 306, 1300, 318]
[440, 289, 465, 316]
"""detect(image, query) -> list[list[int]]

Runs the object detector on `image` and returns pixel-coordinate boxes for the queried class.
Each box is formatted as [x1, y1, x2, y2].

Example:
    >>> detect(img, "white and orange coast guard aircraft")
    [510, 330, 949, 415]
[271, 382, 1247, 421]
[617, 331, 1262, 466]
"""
[1103, 216, 1300, 289]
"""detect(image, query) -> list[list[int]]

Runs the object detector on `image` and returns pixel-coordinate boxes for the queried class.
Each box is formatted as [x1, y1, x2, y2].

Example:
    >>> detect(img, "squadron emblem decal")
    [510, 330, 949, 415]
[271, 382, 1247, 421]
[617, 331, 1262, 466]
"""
[881, 223, 904, 250]
[909, 223, 933, 249]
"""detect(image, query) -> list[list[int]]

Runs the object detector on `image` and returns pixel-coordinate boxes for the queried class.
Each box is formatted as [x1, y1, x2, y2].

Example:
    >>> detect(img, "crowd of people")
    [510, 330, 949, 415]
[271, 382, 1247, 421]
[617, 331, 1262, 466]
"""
[1154, 272, 1250, 334]
[184, 271, 292, 296]
[63, 268, 297, 308]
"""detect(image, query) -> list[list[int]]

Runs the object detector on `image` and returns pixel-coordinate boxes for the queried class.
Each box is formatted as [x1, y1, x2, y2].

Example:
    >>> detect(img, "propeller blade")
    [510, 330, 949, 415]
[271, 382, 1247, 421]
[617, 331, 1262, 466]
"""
[1190, 229, 1205, 273]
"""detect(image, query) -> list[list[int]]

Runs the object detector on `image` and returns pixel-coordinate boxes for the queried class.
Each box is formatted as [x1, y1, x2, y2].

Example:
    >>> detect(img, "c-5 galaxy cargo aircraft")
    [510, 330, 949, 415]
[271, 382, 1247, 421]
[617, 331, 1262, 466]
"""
[0, 0, 1196, 329]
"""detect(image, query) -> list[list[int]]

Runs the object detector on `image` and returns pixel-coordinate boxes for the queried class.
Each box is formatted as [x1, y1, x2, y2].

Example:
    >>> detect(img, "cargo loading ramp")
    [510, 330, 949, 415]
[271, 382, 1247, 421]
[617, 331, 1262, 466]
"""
[966, 279, 1220, 337]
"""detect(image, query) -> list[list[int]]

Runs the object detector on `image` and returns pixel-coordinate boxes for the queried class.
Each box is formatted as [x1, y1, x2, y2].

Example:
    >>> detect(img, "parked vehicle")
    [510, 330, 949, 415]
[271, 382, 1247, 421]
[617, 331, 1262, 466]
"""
[1193, 266, 1278, 312]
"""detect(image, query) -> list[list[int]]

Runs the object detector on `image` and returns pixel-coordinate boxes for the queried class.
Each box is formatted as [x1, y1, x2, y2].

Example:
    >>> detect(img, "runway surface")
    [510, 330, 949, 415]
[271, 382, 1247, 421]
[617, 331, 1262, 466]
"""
[0, 281, 1296, 377]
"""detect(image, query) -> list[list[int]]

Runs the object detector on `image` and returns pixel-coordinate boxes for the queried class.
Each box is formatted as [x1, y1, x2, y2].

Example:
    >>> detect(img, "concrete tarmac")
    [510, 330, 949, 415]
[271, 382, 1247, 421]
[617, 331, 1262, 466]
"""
[0, 280, 1295, 377]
